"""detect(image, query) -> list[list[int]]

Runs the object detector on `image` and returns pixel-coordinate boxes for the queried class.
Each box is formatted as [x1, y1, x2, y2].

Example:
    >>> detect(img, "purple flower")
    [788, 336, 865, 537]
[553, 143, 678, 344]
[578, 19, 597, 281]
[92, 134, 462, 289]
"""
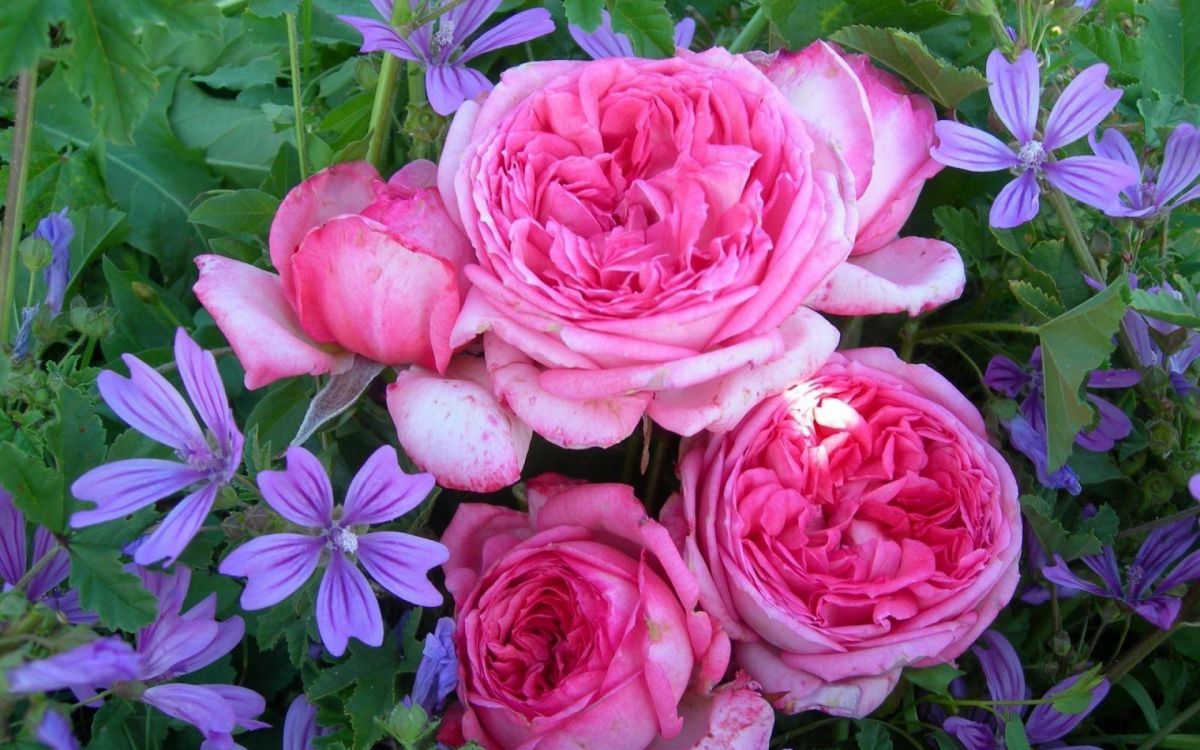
[1124, 282, 1200, 394]
[1043, 517, 1200, 629]
[984, 348, 1138, 491]
[411, 617, 457, 715]
[340, 0, 554, 116]
[283, 695, 331, 750]
[70, 329, 243, 567]
[942, 631, 1109, 750]
[219, 446, 447, 657]
[5, 637, 140, 695]
[931, 49, 1136, 227]
[1090, 123, 1200, 218]
[35, 711, 79, 750]
[568, 11, 694, 59]
[12, 208, 73, 359]
[0, 488, 95, 624]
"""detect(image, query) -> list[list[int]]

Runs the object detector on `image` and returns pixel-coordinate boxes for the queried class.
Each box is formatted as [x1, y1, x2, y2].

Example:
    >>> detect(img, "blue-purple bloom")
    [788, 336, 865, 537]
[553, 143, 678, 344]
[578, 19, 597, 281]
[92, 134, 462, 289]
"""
[1090, 123, 1200, 218]
[1123, 281, 1200, 395]
[411, 617, 457, 715]
[35, 711, 79, 750]
[282, 695, 332, 750]
[5, 637, 139, 695]
[340, 0, 554, 116]
[942, 631, 1109, 750]
[1043, 516, 1200, 629]
[70, 329, 243, 567]
[984, 348, 1138, 493]
[568, 11, 694, 59]
[931, 49, 1136, 228]
[219, 445, 447, 657]
[13, 208, 73, 359]
[0, 488, 95, 624]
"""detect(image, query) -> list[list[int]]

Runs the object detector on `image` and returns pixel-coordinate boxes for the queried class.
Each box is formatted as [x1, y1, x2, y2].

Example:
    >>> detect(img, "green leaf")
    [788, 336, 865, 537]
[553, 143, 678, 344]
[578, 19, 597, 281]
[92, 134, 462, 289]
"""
[171, 79, 290, 185]
[934, 205, 997, 272]
[763, 0, 950, 50]
[193, 56, 282, 90]
[1026, 240, 1088, 308]
[248, 0, 298, 17]
[830, 25, 988, 109]
[606, 0, 674, 57]
[1021, 496, 1119, 560]
[246, 378, 313, 455]
[63, 0, 160, 143]
[189, 189, 280, 236]
[1038, 278, 1130, 471]
[65, 205, 129, 298]
[856, 721, 894, 750]
[1117, 676, 1162, 732]
[308, 634, 405, 749]
[1074, 23, 1143, 78]
[566, 0, 604, 31]
[0, 443, 64, 532]
[1010, 280, 1064, 322]
[101, 257, 192, 353]
[69, 542, 158, 631]
[47, 384, 106, 503]
[87, 698, 171, 750]
[903, 664, 964, 697]
[1138, 0, 1200, 104]
[1130, 287, 1200, 327]
[0, 0, 69, 80]
[1004, 716, 1034, 750]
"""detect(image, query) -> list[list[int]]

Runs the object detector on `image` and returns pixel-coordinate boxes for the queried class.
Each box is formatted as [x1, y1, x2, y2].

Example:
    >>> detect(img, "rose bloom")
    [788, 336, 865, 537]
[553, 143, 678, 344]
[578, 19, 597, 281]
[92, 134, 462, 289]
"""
[443, 475, 774, 749]
[754, 42, 965, 317]
[195, 160, 472, 388]
[663, 348, 1021, 718]
[438, 48, 855, 448]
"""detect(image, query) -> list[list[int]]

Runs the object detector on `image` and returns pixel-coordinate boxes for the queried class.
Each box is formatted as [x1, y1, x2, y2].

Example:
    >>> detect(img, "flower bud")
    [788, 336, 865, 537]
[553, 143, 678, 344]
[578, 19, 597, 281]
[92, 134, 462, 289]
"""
[1051, 630, 1072, 657]
[1147, 419, 1179, 457]
[1142, 472, 1175, 507]
[19, 236, 53, 273]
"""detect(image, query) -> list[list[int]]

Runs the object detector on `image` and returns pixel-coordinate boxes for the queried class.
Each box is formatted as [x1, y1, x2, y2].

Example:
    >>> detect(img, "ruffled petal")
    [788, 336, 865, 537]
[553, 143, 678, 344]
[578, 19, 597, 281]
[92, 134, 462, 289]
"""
[426, 64, 492, 116]
[1044, 156, 1140, 213]
[0, 489, 27, 586]
[1158, 123, 1200, 203]
[973, 631, 1026, 706]
[173, 329, 239, 458]
[460, 9, 554, 61]
[805, 236, 965, 316]
[98, 357, 204, 453]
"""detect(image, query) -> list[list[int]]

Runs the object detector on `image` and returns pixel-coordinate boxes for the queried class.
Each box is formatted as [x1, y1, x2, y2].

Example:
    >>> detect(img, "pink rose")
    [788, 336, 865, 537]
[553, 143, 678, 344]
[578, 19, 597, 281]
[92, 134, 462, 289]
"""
[438, 49, 854, 447]
[663, 348, 1021, 718]
[755, 42, 966, 316]
[195, 161, 473, 388]
[443, 475, 773, 749]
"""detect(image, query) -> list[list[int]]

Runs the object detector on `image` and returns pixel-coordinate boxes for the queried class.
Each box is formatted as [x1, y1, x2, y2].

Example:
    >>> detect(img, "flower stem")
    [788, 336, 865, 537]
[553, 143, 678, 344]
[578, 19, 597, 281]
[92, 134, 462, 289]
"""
[12, 546, 59, 594]
[728, 8, 768, 54]
[911, 322, 1040, 342]
[1135, 692, 1200, 750]
[285, 12, 309, 180]
[0, 71, 37, 344]
[68, 689, 112, 712]
[1117, 504, 1200, 540]
[1105, 581, 1200, 684]
[365, 0, 412, 171]
[1046, 188, 1103, 282]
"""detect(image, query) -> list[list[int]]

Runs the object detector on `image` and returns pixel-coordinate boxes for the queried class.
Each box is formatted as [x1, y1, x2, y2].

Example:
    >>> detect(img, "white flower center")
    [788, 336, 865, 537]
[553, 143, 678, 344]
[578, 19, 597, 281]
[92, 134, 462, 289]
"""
[434, 20, 456, 51]
[327, 525, 358, 555]
[1017, 139, 1047, 171]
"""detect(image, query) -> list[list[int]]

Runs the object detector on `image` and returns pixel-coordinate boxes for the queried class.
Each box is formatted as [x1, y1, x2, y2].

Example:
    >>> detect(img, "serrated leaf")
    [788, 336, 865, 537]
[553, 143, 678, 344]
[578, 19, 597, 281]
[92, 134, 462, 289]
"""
[934, 205, 996, 271]
[63, 0, 159, 143]
[0, 0, 69, 80]
[856, 721, 894, 750]
[904, 664, 964, 697]
[1038, 279, 1130, 470]
[1138, 0, 1200, 104]
[830, 25, 988, 109]
[566, 0, 604, 31]
[762, 0, 950, 50]
[189, 190, 280, 236]
[0, 443, 64, 532]
[1010, 280, 1065, 322]
[1026, 240, 1089, 308]
[87, 698, 172, 750]
[308, 635, 404, 749]
[607, 0, 674, 57]
[69, 543, 158, 631]
[47, 384, 106, 507]
[1021, 495, 1119, 560]
[1130, 287, 1200, 327]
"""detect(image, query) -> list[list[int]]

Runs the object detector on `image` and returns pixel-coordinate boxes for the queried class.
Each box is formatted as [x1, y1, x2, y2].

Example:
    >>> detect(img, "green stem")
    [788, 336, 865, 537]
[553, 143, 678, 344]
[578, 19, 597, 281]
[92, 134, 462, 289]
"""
[69, 689, 112, 712]
[728, 7, 768, 54]
[1119, 505, 1200, 539]
[1046, 187, 1103, 282]
[911, 322, 1040, 342]
[1105, 582, 1200, 684]
[285, 12, 309, 180]
[1, 71, 37, 344]
[13, 547, 59, 594]
[365, 0, 411, 170]
[1136, 692, 1200, 750]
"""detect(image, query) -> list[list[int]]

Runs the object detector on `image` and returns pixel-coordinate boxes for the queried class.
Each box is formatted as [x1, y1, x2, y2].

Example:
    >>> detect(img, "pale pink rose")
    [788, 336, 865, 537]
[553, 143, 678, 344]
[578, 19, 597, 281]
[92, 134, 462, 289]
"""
[663, 348, 1021, 718]
[443, 475, 773, 750]
[755, 43, 965, 316]
[194, 161, 472, 389]
[386, 353, 531, 493]
[438, 48, 855, 448]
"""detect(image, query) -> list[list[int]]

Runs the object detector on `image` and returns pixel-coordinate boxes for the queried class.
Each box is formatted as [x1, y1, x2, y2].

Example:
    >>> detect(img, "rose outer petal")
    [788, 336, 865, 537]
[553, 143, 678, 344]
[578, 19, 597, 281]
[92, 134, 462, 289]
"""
[805, 236, 966, 317]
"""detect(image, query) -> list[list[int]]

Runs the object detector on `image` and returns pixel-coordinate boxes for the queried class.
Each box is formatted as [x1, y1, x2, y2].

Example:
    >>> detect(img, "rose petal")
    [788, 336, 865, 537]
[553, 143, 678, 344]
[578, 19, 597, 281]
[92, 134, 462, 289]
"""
[806, 236, 965, 316]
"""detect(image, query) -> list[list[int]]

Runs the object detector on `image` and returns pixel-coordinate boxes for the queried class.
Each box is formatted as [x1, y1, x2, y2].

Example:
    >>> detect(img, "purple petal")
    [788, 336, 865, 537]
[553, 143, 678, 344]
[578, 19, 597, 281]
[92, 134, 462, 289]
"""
[1158, 123, 1200, 203]
[71, 460, 204, 527]
[338, 15, 422, 60]
[1007, 416, 1081, 494]
[425, 64, 492, 116]
[137, 565, 192, 619]
[674, 18, 695, 50]
[1026, 675, 1110, 743]
[219, 533, 324, 610]
[990, 171, 1041, 228]
[1045, 155, 1139, 212]
[142, 684, 236, 739]
[36, 711, 79, 750]
[37, 209, 73, 316]
[1089, 129, 1140, 172]
[45, 588, 99, 625]
[257, 447, 333, 528]
[1044, 63, 1123, 150]
[369, 0, 392, 18]
[6, 637, 139, 694]
[447, 0, 503, 47]
[943, 717, 998, 750]
[1158, 549, 1200, 592]
[1042, 554, 1109, 597]
[174, 616, 245, 677]
[461, 9, 554, 61]
[1087, 368, 1141, 388]
[315, 553, 382, 657]
[174, 330, 242, 471]
[973, 631, 1026, 709]
[1170, 179, 1200, 209]
[1073, 396, 1131, 452]
[987, 48, 1040, 143]
[412, 618, 457, 715]
[1131, 595, 1183, 629]
[202, 684, 268, 730]
[98, 357, 205, 454]
[0, 487, 27, 585]
[931, 121, 1018, 172]
[341, 446, 435, 526]
[1191, 473, 1200, 500]
[983, 355, 1031, 398]
[133, 482, 220, 567]
[27, 528, 70, 601]
[140, 616, 220, 680]
[1081, 547, 1125, 595]
[283, 695, 320, 750]
[1131, 520, 1198, 598]
[569, 11, 634, 59]
[355, 532, 447, 607]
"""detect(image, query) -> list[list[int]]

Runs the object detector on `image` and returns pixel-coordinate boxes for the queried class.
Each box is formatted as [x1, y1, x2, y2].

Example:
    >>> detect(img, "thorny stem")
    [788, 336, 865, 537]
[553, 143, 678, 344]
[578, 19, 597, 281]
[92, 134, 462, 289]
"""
[286, 12, 309, 180]
[728, 8, 768, 54]
[1, 71, 37, 344]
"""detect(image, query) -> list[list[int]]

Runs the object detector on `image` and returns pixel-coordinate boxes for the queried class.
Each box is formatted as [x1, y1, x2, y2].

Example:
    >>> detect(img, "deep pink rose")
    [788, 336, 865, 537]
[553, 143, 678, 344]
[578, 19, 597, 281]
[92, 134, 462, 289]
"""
[443, 475, 773, 750]
[755, 42, 966, 316]
[195, 161, 472, 388]
[663, 348, 1021, 718]
[438, 49, 854, 447]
